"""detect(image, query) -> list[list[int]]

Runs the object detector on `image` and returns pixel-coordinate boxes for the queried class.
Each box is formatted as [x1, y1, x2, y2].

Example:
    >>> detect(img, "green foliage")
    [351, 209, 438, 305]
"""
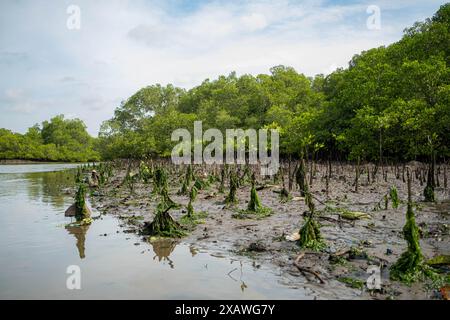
[194, 177, 208, 190]
[389, 203, 427, 283]
[297, 177, 325, 250]
[180, 183, 208, 226]
[180, 207, 208, 226]
[389, 186, 400, 209]
[247, 179, 262, 212]
[234, 174, 273, 218]
[124, 171, 138, 194]
[0, 115, 99, 162]
[279, 187, 291, 203]
[152, 167, 166, 195]
[139, 161, 152, 183]
[338, 277, 365, 289]
[180, 189, 208, 227]
[298, 216, 325, 251]
[142, 202, 185, 238]
[189, 185, 198, 202]
[178, 166, 193, 195]
[99, 6, 449, 162]
[178, 180, 189, 196]
[74, 184, 89, 220]
[427, 255, 450, 266]
[75, 167, 82, 183]
[424, 184, 436, 202]
[225, 171, 238, 205]
[390, 171, 437, 284]
[151, 167, 178, 208]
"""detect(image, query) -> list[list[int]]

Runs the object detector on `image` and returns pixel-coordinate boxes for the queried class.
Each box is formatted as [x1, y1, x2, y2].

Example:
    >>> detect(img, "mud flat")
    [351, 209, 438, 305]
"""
[89, 161, 449, 300]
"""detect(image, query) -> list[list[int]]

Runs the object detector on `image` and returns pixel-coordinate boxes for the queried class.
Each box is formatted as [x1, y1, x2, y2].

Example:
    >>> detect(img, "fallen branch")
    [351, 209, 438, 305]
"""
[318, 215, 353, 226]
[235, 224, 259, 229]
[294, 253, 306, 264]
[256, 184, 272, 191]
[294, 263, 326, 284]
[293, 253, 326, 284]
[333, 249, 351, 257]
[311, 194, 328, 206]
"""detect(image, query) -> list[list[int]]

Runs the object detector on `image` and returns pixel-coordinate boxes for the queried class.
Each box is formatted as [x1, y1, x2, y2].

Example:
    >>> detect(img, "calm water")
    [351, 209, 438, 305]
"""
[0, 164, 304, 299]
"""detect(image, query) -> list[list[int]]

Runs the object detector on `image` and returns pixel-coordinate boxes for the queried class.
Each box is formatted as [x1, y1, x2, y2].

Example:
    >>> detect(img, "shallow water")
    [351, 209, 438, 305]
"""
[0, 164, 304, 299]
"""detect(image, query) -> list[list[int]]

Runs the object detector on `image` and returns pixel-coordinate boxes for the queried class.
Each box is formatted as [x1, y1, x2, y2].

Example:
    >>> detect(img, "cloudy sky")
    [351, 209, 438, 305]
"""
[0, 0, 446, 135]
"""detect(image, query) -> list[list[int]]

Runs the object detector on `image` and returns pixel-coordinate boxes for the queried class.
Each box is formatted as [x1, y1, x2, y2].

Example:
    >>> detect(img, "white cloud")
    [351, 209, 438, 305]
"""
[0, 0, 446, 135]
[241, 13, 268, 32]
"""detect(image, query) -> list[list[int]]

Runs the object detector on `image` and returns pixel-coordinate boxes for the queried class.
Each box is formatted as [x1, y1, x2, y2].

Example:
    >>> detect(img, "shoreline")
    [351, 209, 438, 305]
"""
[0, 159, 93, 165]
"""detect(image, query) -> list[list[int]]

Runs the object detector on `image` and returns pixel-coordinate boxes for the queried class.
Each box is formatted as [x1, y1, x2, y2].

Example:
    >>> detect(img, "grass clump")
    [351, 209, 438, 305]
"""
[297, 160, 325, 251]
[180, 186, 208, 226]
[298, 215, 325, 250]
[142, 202, 186, 238]
[338, 277, 365, 289]
[390, 170, 437, 284]
[233, 173, 272, 219]
[180, 208, 208, 226]
[278, 187, 292, 203]
[153, 167, 179, 208]
[225, 171, 238, 206]
[139, 161, 152, 183]
[75, 184, 90, 221]
[389, 186, 400, 209]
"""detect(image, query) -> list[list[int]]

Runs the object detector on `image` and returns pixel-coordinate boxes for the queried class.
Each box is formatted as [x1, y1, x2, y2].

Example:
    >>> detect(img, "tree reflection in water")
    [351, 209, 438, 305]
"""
[26, 169, 75, 210]
[149, 239, 178, 269]
[65, 224, 90, 259]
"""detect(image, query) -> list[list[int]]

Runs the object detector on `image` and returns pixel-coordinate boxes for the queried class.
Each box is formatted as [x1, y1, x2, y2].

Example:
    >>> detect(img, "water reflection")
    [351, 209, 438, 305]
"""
[25, 170, 75, 210]
[227, 261, 248, 292]
[65, 224, 90, 259]
[149, 239, 178, 268]
[189, 245, 198, 257]
[0, 163, 308, 299]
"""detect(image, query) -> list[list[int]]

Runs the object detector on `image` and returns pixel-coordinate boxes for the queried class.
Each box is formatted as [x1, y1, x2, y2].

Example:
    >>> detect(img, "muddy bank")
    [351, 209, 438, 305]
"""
[87, 162, 449, 300]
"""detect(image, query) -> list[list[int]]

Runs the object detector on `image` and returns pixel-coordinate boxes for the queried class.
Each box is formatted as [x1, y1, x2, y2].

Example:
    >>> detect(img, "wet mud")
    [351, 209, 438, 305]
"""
[89, 162, 449, 300]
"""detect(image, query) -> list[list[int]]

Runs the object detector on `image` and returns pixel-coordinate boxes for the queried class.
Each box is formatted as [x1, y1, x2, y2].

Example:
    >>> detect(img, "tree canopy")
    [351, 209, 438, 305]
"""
[0, 115, 99, 162]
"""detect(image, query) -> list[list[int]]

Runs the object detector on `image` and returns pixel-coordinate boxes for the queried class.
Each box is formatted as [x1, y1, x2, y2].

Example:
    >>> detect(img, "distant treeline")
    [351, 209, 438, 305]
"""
[0, 115, 99, 162]
[97, 4, 449, 163]
[1, 4, 449, 163]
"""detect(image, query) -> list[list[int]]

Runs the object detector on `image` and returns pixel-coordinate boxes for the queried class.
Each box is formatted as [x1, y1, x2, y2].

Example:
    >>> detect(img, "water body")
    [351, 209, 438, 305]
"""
[0, 163, 303, 299]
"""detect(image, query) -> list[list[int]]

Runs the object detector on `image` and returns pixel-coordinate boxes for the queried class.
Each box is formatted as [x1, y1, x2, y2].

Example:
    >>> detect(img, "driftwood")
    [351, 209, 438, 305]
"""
[333, 249, 351, 257]
[293, 253, 326, 284]
[317, 215, 354, 226]
[235, 224, 259, 229]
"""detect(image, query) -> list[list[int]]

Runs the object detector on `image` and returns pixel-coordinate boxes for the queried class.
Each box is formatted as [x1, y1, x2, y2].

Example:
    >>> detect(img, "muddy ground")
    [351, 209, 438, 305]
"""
[88, 162, 449, 300]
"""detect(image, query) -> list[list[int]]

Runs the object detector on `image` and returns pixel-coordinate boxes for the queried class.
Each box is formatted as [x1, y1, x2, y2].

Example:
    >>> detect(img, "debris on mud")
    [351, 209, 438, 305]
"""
[85, 159, 450, 300]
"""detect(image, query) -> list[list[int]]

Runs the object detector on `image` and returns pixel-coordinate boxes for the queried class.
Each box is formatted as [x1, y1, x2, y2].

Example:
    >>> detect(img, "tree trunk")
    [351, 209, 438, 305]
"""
[288, 156, 293, 191]
[444, 166, 447, 189]
[355, 158, 360, 193]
